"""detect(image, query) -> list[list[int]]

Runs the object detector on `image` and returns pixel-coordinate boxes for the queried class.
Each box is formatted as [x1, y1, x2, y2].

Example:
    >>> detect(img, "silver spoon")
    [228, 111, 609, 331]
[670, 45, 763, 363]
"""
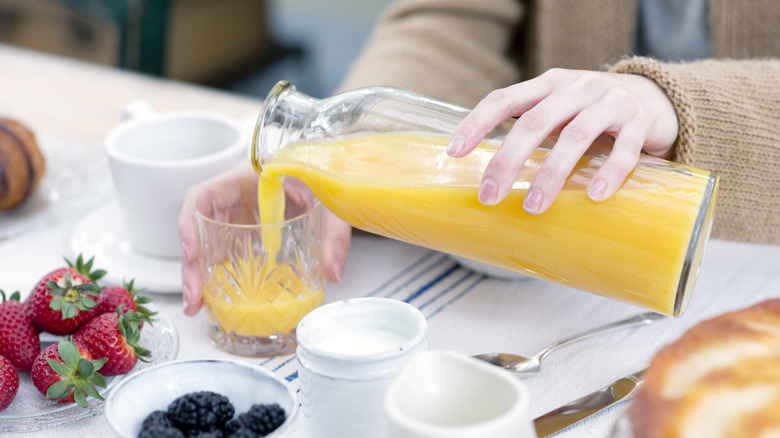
[473, 311, 665, 376]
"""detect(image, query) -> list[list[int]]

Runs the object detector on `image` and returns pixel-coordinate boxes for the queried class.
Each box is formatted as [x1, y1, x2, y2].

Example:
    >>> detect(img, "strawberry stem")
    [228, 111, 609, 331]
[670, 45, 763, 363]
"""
[65, 254, 107, 284]
[46, 273, 100, 320]
[45, 338, 107, 408]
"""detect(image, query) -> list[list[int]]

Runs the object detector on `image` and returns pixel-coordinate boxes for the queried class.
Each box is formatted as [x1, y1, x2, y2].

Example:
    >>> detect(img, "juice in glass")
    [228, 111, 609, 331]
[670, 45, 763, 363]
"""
[196, 177, 325, 356]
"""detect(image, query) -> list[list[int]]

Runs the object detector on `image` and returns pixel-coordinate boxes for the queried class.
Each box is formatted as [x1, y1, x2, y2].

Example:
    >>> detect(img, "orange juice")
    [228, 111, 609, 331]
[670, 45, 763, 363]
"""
[204, 254, 324, 337]
[259, 132, 718, 316]
[199, 173, 324, 344]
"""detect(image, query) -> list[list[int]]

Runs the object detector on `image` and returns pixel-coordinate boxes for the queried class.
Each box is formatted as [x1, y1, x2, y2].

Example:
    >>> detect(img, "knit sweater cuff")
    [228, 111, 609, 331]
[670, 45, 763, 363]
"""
[608, 57, 697, 166]
[610, 56, 780, 244]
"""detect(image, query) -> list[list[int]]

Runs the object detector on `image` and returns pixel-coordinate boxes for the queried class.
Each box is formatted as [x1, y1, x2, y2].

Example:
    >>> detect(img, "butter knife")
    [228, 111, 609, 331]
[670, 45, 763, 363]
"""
[533, 369, 646, 437]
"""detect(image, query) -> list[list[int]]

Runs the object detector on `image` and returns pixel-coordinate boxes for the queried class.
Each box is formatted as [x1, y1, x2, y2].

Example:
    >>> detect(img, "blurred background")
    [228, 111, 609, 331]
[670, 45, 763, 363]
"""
[0, 0, 394, 98]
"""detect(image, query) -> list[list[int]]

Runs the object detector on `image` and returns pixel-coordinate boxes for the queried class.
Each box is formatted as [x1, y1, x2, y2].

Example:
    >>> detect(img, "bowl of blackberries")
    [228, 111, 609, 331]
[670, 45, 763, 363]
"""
[105, 359, 298, 438]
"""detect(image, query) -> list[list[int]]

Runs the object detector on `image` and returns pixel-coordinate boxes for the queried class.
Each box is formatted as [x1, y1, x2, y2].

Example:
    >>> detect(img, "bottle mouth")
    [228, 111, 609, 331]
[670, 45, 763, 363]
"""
[252, 80, 296, 173]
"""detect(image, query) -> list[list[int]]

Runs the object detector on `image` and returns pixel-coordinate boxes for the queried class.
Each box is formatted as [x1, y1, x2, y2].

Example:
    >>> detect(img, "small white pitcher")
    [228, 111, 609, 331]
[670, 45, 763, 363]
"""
[384, 350, 537, 438]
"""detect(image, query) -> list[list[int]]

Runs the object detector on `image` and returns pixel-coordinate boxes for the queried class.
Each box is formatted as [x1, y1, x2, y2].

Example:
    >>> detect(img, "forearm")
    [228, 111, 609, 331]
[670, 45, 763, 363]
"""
[337, 0, 524, 107]
[610, 57, 780, 245]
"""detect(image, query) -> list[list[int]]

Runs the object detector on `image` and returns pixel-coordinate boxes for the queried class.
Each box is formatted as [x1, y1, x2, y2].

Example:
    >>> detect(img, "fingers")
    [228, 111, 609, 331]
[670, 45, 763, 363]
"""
[178, 160, 256, 316]
[447, 76, 555, 157]
[178, 182, 205, 316]
[181, 259, 203, 316]
[479, 76, 605, 206]
[521, 97, 639, 213]
[450, 70, 679, 213]
[322, 209, 351, 283]
[587, 124, 645, 202]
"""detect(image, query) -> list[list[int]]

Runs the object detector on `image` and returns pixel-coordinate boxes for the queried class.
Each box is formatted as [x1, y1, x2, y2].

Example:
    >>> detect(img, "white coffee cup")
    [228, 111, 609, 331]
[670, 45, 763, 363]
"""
[105, 105, 247, 258]
[384, 350, 537, 438]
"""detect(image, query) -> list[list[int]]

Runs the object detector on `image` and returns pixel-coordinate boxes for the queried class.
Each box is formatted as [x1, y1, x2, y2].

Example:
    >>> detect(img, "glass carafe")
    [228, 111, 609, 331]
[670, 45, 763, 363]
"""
[252, 80, 719, 317]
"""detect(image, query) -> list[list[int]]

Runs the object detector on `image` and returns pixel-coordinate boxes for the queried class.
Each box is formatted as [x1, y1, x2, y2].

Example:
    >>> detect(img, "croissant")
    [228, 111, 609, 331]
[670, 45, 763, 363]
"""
[0, 118, 45, 210]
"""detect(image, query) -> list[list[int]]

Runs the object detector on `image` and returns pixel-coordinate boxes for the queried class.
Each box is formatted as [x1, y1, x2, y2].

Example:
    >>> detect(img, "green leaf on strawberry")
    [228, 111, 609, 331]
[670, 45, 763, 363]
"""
[123, 279, 157, 325]
[65, 254, 107, 284]
[46, 273, 100, 320]
[117, 306, 152, 363]
[42, 338, 107, 408]
[0, 289, 21, 302]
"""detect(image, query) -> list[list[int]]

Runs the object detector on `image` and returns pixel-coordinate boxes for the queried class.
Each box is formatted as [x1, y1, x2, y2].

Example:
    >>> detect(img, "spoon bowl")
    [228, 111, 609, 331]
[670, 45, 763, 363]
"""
[473, 312, 665, 376]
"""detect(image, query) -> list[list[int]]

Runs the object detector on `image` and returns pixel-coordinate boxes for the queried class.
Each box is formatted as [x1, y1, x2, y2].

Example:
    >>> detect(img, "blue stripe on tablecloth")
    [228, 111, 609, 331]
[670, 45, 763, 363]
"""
[426, 274, 487, 319]
[416, 270, 480, 312]
[400, 263, 461, 304]
[365, 251, 440, 297]
[370, 252, 452, 299]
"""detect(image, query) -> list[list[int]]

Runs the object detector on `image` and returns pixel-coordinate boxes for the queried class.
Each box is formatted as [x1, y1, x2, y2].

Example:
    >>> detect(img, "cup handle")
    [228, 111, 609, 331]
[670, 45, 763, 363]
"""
[122, 100, 156, 122]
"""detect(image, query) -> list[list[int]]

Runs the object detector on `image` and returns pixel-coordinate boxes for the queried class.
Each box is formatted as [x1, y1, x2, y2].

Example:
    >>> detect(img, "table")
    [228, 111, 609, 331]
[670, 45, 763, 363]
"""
[2, 44, 780, 438]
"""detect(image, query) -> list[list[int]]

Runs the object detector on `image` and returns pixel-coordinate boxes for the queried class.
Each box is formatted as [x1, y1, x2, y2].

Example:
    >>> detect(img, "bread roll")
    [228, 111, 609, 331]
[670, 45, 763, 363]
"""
[629, 299, 780, 438]
[0, 118, 45, 210]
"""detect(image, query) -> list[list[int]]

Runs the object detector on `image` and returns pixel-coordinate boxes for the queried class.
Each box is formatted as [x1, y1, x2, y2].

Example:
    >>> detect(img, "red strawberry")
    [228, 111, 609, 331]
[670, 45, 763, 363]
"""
[29, 269, 100, 335]
[31, 337, 107, 408]
[73, 307, 151, 376]
[0, 354, 19, 412]
[94, 278, 156, 325]
[0, 289, 40, 372]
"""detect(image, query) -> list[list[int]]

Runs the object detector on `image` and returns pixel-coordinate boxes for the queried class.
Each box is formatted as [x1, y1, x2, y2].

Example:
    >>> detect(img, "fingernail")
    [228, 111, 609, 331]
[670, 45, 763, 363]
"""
[447, 135, 465, 156]
[180, 241, 191, 262]
[523, 188, 543, 213]
[478, 178, 499, 205]
[333, 260, 344, 283]
[182, 283, 191, 311]
[588, 178, 607, 201]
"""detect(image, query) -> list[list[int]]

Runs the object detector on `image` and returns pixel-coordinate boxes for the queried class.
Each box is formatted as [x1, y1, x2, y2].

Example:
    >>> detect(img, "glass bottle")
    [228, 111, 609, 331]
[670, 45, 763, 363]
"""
[252, 80, 719, 317]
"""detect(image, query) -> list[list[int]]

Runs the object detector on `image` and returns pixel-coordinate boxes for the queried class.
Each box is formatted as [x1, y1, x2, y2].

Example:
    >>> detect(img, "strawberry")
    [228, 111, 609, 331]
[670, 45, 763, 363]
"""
[0, 354, 19, 412]
[94, 278, 156, 325]
[29, 268, 100, 335]
[73, 307, 151, 376]
[0, 289, 40, 372]
[31, 337, 107, 408]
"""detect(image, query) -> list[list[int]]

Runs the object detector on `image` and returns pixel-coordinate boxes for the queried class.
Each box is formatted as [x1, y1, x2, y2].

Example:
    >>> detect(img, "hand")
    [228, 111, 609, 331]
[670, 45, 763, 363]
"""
[177, 160, 352, 316]
[447, 69, 679, 214]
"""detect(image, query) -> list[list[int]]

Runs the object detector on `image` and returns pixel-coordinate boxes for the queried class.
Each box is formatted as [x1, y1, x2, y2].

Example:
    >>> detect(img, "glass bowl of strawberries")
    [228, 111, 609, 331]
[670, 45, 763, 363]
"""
[0, 255, 179, 433]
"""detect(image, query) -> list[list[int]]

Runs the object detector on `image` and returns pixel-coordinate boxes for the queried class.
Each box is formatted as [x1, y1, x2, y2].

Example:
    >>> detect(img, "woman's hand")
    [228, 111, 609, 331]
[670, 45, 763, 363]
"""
[447, 69, 679, 214]
[177, 160, 352, 316]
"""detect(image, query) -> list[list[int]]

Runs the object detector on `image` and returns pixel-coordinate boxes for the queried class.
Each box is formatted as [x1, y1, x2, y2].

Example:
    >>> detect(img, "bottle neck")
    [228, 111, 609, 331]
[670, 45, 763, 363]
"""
[252, 81, 318, 172]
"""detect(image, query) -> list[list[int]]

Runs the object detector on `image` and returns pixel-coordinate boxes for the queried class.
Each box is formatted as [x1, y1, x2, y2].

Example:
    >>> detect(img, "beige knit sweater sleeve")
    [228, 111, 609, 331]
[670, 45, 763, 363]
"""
[610, 57, 780, 245]
[336, 0, 523, 107]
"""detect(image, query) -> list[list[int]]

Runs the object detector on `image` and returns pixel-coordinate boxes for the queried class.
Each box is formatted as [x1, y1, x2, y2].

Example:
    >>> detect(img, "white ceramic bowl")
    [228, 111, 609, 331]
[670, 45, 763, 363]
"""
[105, 359, 298, 438]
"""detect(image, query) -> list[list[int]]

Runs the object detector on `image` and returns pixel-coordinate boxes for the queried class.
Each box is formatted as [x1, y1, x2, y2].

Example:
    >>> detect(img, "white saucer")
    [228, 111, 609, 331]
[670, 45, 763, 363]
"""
[70, 202, 182, 293]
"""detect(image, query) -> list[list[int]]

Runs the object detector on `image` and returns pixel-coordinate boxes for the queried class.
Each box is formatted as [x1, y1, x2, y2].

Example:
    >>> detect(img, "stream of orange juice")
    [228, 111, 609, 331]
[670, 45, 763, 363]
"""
[259, 132, 716, 316]
[203, 173, 324, 338]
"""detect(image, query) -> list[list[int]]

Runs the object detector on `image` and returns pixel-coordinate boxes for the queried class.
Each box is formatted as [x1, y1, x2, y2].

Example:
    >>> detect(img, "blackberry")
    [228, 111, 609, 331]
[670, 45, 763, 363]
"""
[167, 391, 235, 433]
[188, 431, 224, 438]
[138, 425, 185, 438]
[225, 428, 258, 438]
[232, 403, 286, 436]
[141, 410, 174, 432]
[223, 419, 241, 435]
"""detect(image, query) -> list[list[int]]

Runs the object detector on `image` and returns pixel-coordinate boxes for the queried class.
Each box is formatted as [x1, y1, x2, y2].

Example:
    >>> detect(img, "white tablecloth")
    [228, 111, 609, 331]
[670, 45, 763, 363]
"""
[2, 202, 780, 438]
